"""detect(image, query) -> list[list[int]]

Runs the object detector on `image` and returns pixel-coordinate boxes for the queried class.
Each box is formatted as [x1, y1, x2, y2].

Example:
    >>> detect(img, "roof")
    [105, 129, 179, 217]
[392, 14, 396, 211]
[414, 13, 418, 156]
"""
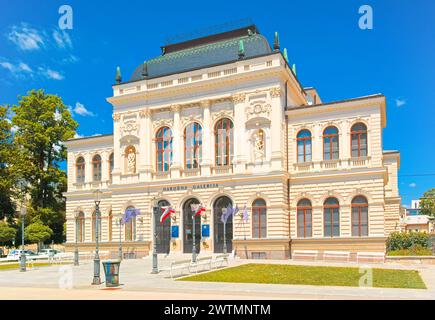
[130, 26, 272, 81]
[403, 215, 430, 225]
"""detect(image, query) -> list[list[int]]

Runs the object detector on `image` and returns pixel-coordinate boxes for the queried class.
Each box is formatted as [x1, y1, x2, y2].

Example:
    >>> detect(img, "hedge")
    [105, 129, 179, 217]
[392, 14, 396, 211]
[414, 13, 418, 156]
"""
[386, 232, 430, 252]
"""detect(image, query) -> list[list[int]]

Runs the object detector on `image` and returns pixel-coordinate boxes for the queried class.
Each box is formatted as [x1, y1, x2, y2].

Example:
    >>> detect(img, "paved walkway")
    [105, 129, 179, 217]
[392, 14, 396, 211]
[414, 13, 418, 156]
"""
[0, 255, 434, 300]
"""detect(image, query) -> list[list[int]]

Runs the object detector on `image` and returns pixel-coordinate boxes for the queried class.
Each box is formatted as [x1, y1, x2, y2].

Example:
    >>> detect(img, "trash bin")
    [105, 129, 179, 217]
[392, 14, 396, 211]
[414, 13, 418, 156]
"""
[102, 259, 121, 287]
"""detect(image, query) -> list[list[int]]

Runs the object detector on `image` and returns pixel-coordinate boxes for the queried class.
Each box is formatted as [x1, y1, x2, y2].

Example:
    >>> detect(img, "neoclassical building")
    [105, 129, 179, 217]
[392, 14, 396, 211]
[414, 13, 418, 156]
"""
[64, 24, 401, 259]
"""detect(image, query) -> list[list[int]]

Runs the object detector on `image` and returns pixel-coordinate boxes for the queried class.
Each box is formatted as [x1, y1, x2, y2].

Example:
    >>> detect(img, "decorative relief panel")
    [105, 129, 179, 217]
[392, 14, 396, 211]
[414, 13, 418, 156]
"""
[212, 109, 233, 121]
[113, 113, 121, 121]
[245, 100, 272, 120]
[120, 118, 139, 137]
[139, 109, 151, 118]
[153, 118, 173, 129]
[269, 87, 281, 98]
[231, 93, 246, 104]
[181, 114, 202, 126]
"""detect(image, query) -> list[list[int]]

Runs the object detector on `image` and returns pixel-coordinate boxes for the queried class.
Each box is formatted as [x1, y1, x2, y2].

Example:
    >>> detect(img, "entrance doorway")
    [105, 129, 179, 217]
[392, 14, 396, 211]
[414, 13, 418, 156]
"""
[213, 196, 233, 253]
[183, 198, 201, 254]
[154, 200, 171, 254]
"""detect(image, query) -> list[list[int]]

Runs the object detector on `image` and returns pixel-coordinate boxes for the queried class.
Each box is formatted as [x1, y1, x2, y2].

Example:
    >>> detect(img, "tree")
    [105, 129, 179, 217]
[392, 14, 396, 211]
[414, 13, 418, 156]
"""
[420, 188, 435, 217]
[25, 220, 53, 251]
[11, 90, 77, 243]
[0, 105, 16, 222]
[0, 222, 17, 245]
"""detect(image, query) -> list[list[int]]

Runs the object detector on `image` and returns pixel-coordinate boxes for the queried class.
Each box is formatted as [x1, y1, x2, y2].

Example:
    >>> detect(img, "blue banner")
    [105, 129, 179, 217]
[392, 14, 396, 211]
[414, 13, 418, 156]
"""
[202, 224, 210, 238]
[171, 226, 179, 238]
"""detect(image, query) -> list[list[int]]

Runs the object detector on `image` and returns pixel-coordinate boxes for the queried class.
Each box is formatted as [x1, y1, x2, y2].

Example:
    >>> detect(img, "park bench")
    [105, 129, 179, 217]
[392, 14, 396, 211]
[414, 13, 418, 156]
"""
[323, 251, 351, 262]
[356, 252, 385, 263]
[160, 259, 194, 279]
[293, 250, 319, 261]
[191, 256, 213, 273]
[213, 254, 229, 269]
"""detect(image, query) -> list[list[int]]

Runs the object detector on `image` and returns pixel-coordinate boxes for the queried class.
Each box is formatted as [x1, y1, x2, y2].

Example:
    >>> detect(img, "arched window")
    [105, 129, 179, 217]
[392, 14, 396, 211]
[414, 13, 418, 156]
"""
[77, 211, 85, 242]
[184, 122, 202, 169]
[351, 123, 368, 158]
[323, 126, 339, 160]
[324, 197, 340, 237]
[109, 153, 114, 181]
[156, 127, 172, 172]
[297, 199, 312, 238]
[76, 157, 85, 184]
[352, 196, 368, 236]
[125, 206, 136, 241]
[125, 146, 136, 174]
[92, 154, 102, 182]
[215, 118, 233, 166]
[297, 130, 312, 163]
[108, 210, 113, 242]
[252, 198, 267, 238]
[91, 211, 101, 242]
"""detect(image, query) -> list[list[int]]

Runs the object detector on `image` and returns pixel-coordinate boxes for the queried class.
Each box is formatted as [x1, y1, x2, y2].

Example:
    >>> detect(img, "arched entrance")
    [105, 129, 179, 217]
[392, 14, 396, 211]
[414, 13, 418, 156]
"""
[183, 198, 201, 254]
[213, 196, 233, 253]
[155, 200, 171, 254]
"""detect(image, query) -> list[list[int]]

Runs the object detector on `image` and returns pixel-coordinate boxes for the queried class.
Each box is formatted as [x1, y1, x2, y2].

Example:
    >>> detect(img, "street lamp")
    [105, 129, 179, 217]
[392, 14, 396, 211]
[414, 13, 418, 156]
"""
[191, 204, 198, 263]
[19, 198, 27, 272]
[92, 189, 102, 285]
[151, 198, 159, 274]
[116, 213, 123, 260]
[73, 211, 80, 266]
[222, 208, 228, 255]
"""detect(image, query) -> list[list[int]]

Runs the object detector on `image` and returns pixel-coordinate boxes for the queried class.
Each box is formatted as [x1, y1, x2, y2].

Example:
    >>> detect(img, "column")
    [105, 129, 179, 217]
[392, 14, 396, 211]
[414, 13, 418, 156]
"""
[312, 123, 322, 170]
[138, 109, 151, 180]
[84, 152, 92, 187]
[112, 113, 122, 184]
[170, 104, 181, 178]
[101, 150, 109, 187]
[200, 100, 212, 176]
[232, 93, 247, 174]
[145, 109, 153, 178]
[269, 87, 284, 171]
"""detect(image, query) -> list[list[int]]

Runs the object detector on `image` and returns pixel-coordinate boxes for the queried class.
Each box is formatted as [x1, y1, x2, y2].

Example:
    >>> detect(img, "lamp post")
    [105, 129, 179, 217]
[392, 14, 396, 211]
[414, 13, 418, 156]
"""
[191, 204, 197, 263]
[73, 211, 79, 266]
[92, 189, 102, 285]
[19, 197, 27, 272]
[151, 198, 159, 274]
[222, 208, 227, 255]
[117, 214, 123, 260]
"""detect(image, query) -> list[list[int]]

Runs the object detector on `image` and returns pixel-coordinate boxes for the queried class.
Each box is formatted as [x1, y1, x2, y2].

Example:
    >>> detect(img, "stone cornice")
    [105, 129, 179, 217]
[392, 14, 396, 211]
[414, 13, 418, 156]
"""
[286, 95, 386, 128]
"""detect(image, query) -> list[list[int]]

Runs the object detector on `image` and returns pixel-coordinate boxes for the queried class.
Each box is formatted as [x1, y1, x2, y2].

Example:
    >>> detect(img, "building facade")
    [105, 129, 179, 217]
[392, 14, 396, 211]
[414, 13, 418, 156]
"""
[64, 25, 401, 259]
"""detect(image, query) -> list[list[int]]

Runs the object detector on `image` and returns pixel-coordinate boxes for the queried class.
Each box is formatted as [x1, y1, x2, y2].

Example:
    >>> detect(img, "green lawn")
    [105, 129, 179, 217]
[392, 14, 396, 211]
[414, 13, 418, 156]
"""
[0, 262, 72, 271]
[179, 263, 426, 289]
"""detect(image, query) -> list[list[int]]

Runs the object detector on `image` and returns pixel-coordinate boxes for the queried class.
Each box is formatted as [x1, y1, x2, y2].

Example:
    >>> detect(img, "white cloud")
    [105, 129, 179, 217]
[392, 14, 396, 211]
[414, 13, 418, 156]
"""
[18, 62, 32, 72]
[74, 133, 84, 139]
[52, 30, 72, 49]
[11, 125, 18, 133]
[73, 102, 95, 117]
[396, 99, 406, 107]
[61, 54, 79, 64]
[38, 67, 64, 80]
[0, 60, 33, 75]
[409, 182, 417, 188]
[7, 23, 45, 51]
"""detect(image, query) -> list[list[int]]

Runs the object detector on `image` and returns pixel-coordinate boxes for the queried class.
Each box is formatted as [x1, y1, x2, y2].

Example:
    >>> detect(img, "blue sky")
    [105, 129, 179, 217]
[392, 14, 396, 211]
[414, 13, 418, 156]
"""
[0, 0, 434, 206]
